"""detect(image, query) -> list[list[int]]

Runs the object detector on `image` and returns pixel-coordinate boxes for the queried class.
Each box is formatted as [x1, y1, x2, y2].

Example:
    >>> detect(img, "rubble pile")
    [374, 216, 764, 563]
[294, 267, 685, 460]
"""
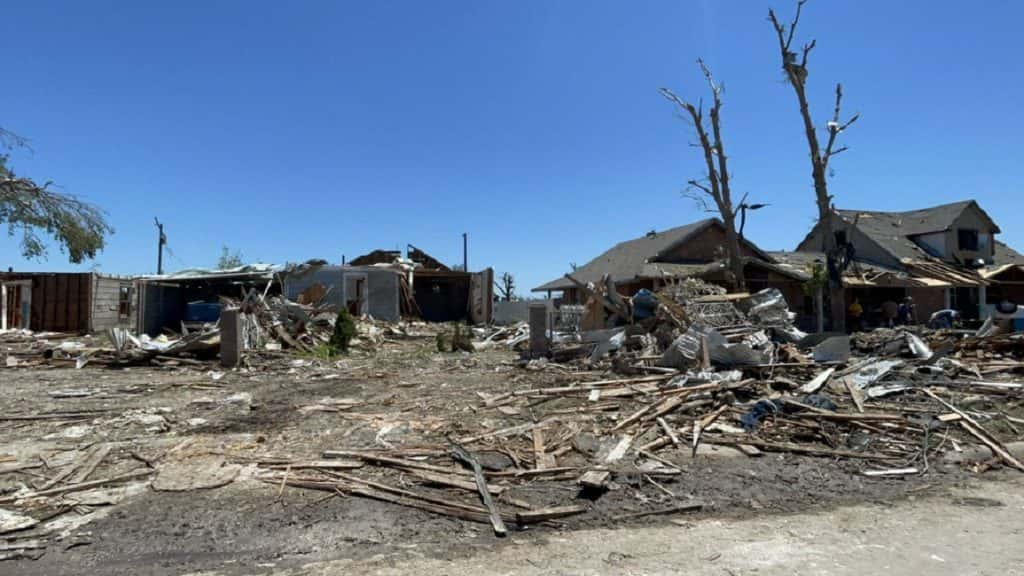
[263, 290, 1023, 534]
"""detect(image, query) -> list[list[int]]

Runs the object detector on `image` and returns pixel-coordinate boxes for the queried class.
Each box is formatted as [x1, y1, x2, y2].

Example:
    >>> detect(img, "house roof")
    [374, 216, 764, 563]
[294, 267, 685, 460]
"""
[982, 241, 1024, 279]
[834, 200, 1000, 262]
[532, 219, 769, 292]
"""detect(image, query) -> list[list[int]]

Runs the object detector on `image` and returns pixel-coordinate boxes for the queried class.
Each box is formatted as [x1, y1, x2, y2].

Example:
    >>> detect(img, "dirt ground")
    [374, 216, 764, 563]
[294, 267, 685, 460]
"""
[0, 334, 1011, 576]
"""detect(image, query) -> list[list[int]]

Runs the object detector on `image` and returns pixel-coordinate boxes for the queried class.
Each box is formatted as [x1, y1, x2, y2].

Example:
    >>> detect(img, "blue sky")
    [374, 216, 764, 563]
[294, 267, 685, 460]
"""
[2, 1, 1021, 293]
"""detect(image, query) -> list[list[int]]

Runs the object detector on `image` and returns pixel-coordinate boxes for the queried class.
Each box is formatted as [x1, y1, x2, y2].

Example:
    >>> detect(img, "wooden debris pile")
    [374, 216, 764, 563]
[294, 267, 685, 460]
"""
[266, 324, 1023, 533]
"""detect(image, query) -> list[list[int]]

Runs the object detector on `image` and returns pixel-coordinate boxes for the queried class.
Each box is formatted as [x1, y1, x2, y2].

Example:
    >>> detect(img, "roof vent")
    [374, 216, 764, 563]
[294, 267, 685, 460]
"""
[646, 230, 658, 238]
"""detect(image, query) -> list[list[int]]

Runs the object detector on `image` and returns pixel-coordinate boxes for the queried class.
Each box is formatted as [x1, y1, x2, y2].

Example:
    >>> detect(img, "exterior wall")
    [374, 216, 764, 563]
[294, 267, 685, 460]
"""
[494, 299, 555, 325]
[90, 275, 133, 332]
[797, 214, 903, 269]
[657, 225, 760, 264]
[907, 287, 946, 324]
[913, 232, 947, 259]
[138, 281, 185, 336]
[283, 266, 346, 309]
[363, 269, 400, 321]
[948, 205, 997, 265]
[0, 272, 92, 333]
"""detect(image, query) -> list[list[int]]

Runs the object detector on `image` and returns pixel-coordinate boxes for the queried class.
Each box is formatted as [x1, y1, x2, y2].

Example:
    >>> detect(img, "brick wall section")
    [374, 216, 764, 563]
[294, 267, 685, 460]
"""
[907, 287, 946, 324]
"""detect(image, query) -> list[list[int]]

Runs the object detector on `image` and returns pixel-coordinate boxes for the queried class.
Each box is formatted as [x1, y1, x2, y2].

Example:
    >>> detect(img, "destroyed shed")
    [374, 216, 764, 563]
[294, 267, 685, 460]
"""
[134, 264, 279, 336]
[346, 246, 494, 324]
[1, 271, 134, 333]
[796, 200, 1017, 325]
[282, 263, 405, 321]
[532, 218, 774, 303]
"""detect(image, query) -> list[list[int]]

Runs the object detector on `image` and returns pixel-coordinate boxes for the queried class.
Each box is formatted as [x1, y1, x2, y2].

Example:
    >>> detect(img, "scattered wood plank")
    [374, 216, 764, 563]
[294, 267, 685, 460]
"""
[862, 467, 919, 477]
[405, 469, 504, 495]
[578, 470, 610, 491]
[69, 444, 112, 484]
[263, 460, 364, 471]
[604, 436, 633, 463]
[516, 505, 587, 524]
[701, 438, 899, 461]
[613, 502, 704, 521]
[922, 389, 1024, 472]
[0, 468, 155, 504]
[657, 417, 680, 446]
[322, 450, 467, 476]
[531, 427, 557, 470]
[450, 442, 507, 537]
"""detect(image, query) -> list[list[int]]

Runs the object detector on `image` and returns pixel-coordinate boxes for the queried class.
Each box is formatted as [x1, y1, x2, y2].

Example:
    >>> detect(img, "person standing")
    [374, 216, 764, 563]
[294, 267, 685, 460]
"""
[848, 297, 864, 332]
[881, 299, 899, 328]
[898, 297, 916, 325]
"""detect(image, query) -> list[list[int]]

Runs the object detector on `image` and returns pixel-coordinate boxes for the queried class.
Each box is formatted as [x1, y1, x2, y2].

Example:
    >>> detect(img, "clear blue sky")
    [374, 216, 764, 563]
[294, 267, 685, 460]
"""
[2, 1, 1021, 293]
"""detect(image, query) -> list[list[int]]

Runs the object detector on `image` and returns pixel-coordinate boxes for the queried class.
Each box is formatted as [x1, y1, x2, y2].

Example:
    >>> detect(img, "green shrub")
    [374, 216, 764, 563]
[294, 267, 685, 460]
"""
[330, 309, 357, 353]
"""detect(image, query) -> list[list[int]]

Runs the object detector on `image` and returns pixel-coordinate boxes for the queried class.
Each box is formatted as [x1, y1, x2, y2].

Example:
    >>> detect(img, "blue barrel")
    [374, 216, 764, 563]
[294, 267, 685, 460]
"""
[185, 302, 221, 323]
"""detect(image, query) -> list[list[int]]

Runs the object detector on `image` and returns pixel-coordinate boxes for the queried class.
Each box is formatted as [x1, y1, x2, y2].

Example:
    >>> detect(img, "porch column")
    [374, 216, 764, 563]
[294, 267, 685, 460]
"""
[978, 285, 987, 317]
[944, 288, 952, 310]
[1, 284, 6, 330]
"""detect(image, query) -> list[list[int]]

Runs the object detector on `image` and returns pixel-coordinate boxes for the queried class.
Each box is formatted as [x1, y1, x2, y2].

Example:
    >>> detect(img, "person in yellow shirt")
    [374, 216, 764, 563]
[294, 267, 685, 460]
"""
[848, 298, 864, 332]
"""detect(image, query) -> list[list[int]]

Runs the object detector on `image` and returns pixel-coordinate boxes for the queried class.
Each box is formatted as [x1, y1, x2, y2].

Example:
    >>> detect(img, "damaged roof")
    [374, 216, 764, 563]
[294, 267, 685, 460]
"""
[533, 219, 769, 292]
[834, 200, 1000, 262]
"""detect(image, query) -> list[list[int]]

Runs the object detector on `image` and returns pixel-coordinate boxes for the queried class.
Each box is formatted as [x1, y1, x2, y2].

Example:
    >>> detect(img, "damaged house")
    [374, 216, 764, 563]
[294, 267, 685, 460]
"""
[532, 218, 779, 302]
[134, 265, 279, 336]
[1, 271, 134, 333]
[793, 200, 1022, 325]
[283, 245, 493, 324]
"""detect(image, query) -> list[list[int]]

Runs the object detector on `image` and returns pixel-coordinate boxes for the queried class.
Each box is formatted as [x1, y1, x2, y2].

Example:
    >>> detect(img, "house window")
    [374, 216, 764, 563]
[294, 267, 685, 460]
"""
[118, 285, 132, 318]
[958, 229, 979, 251]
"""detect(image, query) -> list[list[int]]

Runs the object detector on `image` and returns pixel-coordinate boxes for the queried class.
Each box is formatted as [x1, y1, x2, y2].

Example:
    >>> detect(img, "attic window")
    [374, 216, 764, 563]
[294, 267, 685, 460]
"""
[834, 230, 848, 246]
[958, 229, 979, 251]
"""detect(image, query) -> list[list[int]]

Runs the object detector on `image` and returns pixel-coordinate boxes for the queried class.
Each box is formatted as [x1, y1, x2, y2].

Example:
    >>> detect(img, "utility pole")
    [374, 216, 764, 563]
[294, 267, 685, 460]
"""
[154, 217, 167, 275]
[462, 232, 468, 272]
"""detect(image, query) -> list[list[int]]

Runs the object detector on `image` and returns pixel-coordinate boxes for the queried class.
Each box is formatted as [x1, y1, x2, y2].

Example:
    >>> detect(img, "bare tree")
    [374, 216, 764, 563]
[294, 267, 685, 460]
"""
[495, 272, 516, 301]
[660, 59, 748, 291]
[217, 245, 244, 269]
[769, 0, 859, 331]
[0, 128, 112, 263]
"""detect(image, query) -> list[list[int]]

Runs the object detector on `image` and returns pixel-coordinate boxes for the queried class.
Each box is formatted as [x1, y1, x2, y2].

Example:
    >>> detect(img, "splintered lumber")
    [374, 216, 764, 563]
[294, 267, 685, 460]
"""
[69, 444, 112, 484]
[799, 367, 835, 394]
[578, 470, 611, 490]
[692, 405, 729, 457]
[322, 450, 467, 476]
[613, 502, 704, 521]
[516, 505, 587, 524]
[0, 468, 155, 504]
[457, 418, 557, 445]
[604, 436, 634, 463]
[843, 377, 866, 413]
[611, 403, 656, 432]
[700, 438, 899, 461]
[532, 427, 557, 470]
[862, 467, 919, 477]
[263, 460, 364, 471]
[325, 471, 508, 520]
[922, 389, 1024, 472]
[0, 462, 42, 475]
[657, 417, 681, 446]
[405, 469, 504, 495]
[450, 442, 507, 537]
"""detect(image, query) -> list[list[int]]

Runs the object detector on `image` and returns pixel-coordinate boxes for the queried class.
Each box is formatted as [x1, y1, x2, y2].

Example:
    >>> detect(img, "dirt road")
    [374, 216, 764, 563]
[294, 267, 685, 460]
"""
[265, 476, 1024, 576]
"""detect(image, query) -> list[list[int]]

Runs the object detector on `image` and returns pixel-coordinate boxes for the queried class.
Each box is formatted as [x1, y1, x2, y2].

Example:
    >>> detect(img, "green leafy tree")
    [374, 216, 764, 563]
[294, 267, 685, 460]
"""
[0, 128, 112, 263]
